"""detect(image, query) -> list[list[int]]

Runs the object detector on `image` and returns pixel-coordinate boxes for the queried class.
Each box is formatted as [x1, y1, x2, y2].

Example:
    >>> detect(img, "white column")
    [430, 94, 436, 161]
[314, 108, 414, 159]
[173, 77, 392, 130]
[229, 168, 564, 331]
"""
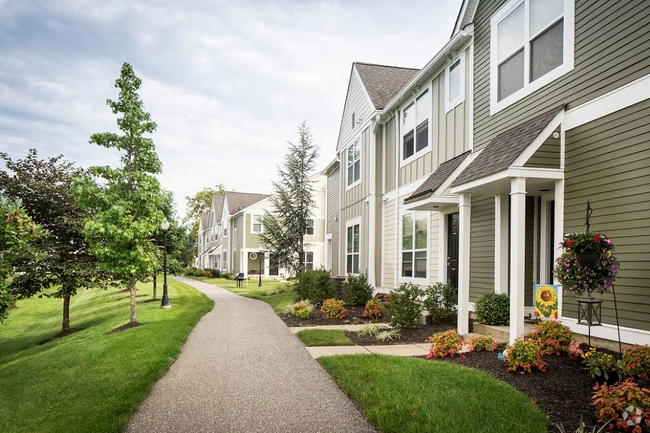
[242, 251, 248, 276]
[264, 253, 270, 278]
[457, 193, 471, 336]
[554, 179, 565, 317]
[494, 194, 509, 294]
[509, 178, 527, 344]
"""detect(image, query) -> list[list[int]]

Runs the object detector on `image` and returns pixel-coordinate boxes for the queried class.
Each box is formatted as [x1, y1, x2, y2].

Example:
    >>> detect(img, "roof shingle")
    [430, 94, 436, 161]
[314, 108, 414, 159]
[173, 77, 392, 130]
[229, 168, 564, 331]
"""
[225, 191, 269, 215]
[212, 194, 225, 222]
[354, 63, 419, 110]
[405, 151, 471, 203]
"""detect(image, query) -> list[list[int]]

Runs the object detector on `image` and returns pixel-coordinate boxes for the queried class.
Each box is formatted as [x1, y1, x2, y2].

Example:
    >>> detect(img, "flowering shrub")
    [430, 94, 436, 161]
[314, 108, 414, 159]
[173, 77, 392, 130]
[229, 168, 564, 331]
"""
[582, 347, 623, 383]
[527, 320, 573, 356]
[506, 339, 547, 374]
[469, 334, 498, 352]
[592, 380, 650, 432]
[623, 345, 650, 380]
[568, 340, 585, 361]
[362, 298, 385, 319]
[426, 329, 464, 359]
[320, 298, 348, 319]
[287, 300, 314, 319]
[554, 232, 620, 295]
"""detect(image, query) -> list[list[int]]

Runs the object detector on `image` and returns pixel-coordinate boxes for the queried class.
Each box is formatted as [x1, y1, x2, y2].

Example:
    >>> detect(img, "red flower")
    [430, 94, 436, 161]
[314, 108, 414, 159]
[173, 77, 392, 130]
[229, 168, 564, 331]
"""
[567, 240, 574, 246]
[593, 235, 599, 242]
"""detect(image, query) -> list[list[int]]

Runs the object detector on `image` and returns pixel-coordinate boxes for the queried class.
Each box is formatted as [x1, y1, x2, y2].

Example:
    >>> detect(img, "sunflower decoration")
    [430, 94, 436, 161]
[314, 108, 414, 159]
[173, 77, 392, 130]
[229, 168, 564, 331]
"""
[534, 285, 558, 318]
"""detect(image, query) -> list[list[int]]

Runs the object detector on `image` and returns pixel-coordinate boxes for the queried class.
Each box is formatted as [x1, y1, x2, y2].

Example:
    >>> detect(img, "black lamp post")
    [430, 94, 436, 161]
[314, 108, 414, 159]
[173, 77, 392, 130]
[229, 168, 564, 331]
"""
[160, 218, 171, 309]
[258, 251, 263, 287]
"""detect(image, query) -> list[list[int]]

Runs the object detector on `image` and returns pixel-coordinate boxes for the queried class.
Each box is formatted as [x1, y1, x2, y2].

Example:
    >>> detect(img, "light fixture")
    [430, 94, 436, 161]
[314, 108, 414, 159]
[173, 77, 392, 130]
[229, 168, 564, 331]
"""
[552, 131, 560, 139]
[161, 218, 170, 231]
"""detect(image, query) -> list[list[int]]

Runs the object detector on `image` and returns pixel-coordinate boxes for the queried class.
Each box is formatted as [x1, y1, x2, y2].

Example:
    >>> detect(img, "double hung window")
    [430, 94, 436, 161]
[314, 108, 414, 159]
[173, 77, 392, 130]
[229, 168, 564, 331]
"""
[401, 213, 428, 279]
[402, 90, 430, 162]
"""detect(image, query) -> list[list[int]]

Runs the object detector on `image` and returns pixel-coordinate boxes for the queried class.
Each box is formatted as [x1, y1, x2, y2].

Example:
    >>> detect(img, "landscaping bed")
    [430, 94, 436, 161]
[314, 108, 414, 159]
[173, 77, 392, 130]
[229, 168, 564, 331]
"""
[348, 323, 453, 346]
[280, 305, 385, 327]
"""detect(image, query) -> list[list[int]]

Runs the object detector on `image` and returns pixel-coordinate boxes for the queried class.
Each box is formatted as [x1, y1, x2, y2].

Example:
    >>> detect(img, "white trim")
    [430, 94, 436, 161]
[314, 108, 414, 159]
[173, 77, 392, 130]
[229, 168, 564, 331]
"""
[397, 210, 431, 285]
[325, 233, 333, 272]
[345, 136, 362, 191]
[560, 317, 650, 346]
[512, 110, 564, 166]
[345, 217, 362, 275]
[368, 118, 377, 286]
[250, 213, 263, 234]
[404, 195, 460, 211]
[494, 194, 509, 294]
[450, 167, 564, 194]
[445, 51, 466, 113]
[437, 207, 459, 285]
[565, 73, 650, 130]
[383, 175, 429, 202]
[509, 177, 527, 343]
[468, 42, 474, 151]
[553, 179, 565, 318]
[457, 193, 471, 335]
[489, 0, 575, 115]
[399, 85, 433, 168]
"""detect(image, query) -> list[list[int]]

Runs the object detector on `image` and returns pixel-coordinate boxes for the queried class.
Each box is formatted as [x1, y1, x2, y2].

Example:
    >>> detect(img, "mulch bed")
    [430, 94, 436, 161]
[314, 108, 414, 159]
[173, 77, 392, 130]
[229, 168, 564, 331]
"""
[348, 324, 453, 346]
[280, 306, 386, 327]
[109, 322, 143, 334]
[436, 343, 650, 432]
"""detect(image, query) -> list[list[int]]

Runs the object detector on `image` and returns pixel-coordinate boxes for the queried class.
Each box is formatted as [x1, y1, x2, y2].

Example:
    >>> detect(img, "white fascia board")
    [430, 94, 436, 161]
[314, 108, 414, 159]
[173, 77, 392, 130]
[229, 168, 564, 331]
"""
[512, 110, 565, 167]
[382, 175, 429, 201]
[450, 167, 564, 194]
[404, 195, 459, 211]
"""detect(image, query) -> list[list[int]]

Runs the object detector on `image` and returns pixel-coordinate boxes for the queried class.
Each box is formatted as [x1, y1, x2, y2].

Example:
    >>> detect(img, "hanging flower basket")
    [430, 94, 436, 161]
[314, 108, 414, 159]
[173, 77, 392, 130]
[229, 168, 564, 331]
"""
[553, 232, 620, 296]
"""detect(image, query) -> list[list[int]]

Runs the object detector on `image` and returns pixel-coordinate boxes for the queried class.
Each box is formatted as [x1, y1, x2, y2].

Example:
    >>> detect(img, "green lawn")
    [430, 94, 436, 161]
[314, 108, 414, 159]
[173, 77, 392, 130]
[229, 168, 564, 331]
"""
[296, 329, 354, 346]
[319, 355, 548, 433]
[0, 277, 213, 433]
[192, 276, 297, 313]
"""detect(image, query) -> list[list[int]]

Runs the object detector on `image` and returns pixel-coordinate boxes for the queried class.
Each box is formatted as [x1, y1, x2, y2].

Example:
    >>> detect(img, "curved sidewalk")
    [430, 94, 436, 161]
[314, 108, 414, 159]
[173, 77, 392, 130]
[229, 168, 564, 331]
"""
[126, 276, 374, 433]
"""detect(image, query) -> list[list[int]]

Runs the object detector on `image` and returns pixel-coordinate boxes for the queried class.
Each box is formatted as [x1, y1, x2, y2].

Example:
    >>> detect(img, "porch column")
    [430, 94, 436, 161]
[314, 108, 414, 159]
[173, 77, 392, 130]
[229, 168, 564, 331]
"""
[509, 178, 527, 344]
[553, 179, 565, 317]
[264, 253, 270, 278]
[494, 194, 509, 294]
[457, 193, 471, 336]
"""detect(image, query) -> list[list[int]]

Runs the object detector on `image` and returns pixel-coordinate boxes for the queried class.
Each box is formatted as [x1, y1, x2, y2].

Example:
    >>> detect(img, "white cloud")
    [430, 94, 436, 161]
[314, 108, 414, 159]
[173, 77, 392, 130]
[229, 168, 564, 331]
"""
[0, 0, 461, 218]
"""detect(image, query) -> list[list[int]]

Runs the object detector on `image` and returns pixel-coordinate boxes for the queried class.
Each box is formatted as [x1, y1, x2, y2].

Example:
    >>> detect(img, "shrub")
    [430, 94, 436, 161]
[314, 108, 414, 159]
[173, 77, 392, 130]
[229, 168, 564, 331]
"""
[592, 380, 650, 432]
[262, 284, 293, 296]
[296, 269, 335, 305]
[384, 283, 423, 328]
[528, 320, 573, 356]
[506, 339, 547, 374]
[582, 347, 623, 383]
[423, 282, 458, 324]
[222, 273, 235, 280]
[470, 335, 498, 352]
[357, 323, 388, 337]
[321, 299, 348, 319]
[623, 345, 650, 380]
[287, 300, 314, 319]
[362, 298, 385, 319]
[202, 269, 211, 277]
[475, 293, 510, 326]
[208, 268, 221, 278]
[342, 274, 374, 306]
[375, 328, 401, 342]
[426, 329, 464, 359]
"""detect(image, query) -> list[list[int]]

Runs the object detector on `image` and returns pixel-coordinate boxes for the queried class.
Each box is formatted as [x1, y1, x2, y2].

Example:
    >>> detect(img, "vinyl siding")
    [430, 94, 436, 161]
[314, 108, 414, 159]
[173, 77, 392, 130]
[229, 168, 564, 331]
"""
[524, 137, 561, 169]
[469, 195, 495, 303]
[337, 68, 375, 152]
[473, 0, 650, 151]
[245, 213, 262, 249]
[327, 166, 341, 276]
[562, 99, 650, 331]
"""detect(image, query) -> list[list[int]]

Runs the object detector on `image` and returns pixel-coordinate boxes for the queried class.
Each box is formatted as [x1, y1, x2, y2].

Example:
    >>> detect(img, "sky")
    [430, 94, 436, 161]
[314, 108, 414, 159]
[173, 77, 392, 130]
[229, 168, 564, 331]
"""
[0, 0, 461, 220]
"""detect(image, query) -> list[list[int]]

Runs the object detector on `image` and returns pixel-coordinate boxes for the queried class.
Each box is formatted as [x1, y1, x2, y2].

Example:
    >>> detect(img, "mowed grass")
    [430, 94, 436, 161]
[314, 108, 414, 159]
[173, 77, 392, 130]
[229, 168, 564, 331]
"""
[0, 277, 213, 433]
[296, 329, 354, 346]
[319, 355, 548, 433]
[192, 276, 297, 313]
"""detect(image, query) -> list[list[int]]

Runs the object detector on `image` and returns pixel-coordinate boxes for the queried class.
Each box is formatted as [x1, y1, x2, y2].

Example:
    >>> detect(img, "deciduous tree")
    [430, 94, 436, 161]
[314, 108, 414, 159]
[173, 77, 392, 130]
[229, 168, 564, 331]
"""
[184, 184, 225, 252]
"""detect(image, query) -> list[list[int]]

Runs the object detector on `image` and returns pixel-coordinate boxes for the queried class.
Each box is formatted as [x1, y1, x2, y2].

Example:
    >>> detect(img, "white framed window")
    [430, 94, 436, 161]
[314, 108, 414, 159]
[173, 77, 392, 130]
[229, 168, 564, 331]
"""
[445, 54, 465, 113]
[346, 139, 361, 189]
[303, 251, 314, 271]
[401, 89, 430, 166]
[251, 214, 263, 234]
[305, 218, 315, 236]
[490, 0, 574, 114]
[400, 212, 429, 281]
[345, 218, 361, 275]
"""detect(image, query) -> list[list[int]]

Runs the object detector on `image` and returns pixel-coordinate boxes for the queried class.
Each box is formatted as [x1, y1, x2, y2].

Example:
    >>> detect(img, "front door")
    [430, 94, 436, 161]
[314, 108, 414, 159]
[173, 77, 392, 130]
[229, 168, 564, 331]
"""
[447, 213, 460, 288]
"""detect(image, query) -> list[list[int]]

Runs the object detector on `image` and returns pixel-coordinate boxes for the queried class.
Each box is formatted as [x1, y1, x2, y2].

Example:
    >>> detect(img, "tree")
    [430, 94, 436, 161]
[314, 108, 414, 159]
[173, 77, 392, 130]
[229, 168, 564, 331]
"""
[74, 62, 165, 327]
[0, 150, 113, 334]
[259, 122, 319, 277]
[0, 195, 43, 322]
[184, 184, 225, 250]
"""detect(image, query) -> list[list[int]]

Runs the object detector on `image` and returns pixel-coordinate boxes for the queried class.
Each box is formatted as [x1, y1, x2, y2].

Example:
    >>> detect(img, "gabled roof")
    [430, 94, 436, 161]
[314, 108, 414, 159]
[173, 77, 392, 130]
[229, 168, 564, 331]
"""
[405, 151, 471, 203]
[212, 194, 225, 223]
[199, 213, 209, 231]
[452, 0, 479, 36]
[354, 62, 419, 110]
[452, 105, 565, 187]
[225, 191, 269, 215]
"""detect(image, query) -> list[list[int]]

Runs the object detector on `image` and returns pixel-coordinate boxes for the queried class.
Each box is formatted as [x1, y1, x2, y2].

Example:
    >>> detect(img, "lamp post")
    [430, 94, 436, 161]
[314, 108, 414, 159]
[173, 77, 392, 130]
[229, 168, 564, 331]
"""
[160, 218, 171, 309]
[258, 251, 263, 287]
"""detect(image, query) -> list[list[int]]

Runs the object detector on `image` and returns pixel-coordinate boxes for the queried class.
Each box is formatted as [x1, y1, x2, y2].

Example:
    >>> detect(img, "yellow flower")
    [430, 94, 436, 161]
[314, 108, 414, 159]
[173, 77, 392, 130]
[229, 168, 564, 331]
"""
[536, 287, 557, 309]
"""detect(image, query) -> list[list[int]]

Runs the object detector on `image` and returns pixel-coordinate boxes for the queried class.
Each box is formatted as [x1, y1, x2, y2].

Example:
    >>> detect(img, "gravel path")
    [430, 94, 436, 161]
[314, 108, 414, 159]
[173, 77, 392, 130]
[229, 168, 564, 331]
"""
[126, 276, 374, 433]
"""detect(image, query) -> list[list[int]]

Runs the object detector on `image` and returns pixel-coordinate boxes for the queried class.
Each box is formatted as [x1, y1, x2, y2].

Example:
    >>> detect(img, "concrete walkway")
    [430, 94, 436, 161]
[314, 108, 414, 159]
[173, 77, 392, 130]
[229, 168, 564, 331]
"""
[305, 343, 432, 359]
[127, 276, 374, 433]
[288, 324, 383, 333]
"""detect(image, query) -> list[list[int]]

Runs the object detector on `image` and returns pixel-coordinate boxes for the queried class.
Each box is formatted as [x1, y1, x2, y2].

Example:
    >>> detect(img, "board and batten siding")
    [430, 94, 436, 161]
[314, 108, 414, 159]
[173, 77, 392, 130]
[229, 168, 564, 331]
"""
[382, 199, 397, 289]
[473, 0, 650, 151]
[327, 166, 341, 275]
[337, 67, 375, 151]
[383, 116, 398, 193]
[342, 126, 372, 209]
[469, 195, 495, 303]
[340, 201, 369, 276]
[562, 99, 650, 331]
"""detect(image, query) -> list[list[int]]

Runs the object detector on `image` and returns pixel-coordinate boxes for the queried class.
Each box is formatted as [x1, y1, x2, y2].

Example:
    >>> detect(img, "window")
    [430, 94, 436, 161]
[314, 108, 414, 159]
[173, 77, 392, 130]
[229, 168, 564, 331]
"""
[491, 0, 573, 112]
[351, 112, 356, 129]
[252, 214, 263, 234]
[445, 54, 465, 113]
[346, 221, 360, 275]
[401, 212, 428, 279]
[401, 90, 430, 163]
[303, 252, 314, 271]
[223, 252, 227, 271]
[305, 219, 315, 236]
[346, 139, 361, 187]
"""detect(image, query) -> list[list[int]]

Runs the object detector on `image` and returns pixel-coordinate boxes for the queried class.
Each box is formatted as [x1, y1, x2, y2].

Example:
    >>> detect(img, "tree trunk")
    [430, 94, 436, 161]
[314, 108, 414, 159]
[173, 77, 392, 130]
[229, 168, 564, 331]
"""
[129, 276, 137, 325]
[152, 271, 157, 300]
[62, 293, 70, 333]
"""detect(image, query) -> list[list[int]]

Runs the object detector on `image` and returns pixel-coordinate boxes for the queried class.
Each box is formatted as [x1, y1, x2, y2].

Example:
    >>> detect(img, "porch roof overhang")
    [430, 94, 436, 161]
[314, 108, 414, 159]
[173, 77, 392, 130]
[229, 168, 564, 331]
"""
[203, 246, 217, 255]
[405, 151, 471, 204]
[450, 105, 566, 194]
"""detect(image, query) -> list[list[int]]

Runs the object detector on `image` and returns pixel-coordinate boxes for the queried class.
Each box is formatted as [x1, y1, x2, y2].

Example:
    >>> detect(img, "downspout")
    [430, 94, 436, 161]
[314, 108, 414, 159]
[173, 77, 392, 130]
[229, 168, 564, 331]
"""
[368, 114, 380, 287]
[394, 110, 400, 290]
